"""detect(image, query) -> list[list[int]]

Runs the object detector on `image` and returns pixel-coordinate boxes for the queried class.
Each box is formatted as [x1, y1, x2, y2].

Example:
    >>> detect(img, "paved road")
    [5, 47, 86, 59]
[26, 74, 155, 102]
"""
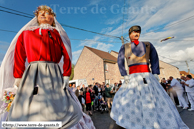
[90, 107, 194, 129]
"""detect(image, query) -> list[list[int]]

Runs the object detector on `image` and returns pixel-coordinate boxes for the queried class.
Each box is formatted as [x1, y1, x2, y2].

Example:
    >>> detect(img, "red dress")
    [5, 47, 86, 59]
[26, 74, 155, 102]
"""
[13, 28, 71, 78]
[85, 92, 91, 104]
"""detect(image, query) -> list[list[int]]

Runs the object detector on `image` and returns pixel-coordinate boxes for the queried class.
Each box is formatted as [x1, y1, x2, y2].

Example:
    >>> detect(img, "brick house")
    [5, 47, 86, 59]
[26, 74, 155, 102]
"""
[73, 46, 181, 85]
[180, 71, 194, 78]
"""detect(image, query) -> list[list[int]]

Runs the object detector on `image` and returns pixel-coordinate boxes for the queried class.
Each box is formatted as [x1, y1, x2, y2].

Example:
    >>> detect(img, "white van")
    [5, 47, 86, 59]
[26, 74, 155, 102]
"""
[69, 79, 88, 88]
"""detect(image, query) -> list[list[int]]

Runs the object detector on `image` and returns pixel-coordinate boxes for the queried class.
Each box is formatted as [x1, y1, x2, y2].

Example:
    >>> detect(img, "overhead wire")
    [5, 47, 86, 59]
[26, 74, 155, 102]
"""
[0, 29, 122, 43]
[0, 6, 123, 40]
[0, 5, 34, 17]
[0, 9, 33, 18]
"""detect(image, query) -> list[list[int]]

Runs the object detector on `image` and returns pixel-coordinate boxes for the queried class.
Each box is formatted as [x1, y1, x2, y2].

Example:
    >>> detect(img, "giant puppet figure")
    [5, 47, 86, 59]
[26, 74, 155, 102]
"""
[0, 5, 95, 129]
[110, 25, 189, 129]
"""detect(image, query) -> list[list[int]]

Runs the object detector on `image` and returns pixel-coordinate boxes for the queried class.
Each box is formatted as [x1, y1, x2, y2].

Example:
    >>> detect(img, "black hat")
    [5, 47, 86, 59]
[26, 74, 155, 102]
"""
[128, 25, 141, 35]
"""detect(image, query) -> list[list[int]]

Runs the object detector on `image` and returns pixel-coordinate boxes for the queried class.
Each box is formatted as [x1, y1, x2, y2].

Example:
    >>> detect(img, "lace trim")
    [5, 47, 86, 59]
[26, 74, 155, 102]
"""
[25, 24, 55, 31]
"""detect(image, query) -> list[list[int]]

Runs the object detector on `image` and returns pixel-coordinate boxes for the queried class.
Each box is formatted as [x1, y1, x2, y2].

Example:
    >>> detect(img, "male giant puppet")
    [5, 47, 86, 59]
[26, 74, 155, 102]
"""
[0, 5, 95, 129]
[110, 25, 189, 129]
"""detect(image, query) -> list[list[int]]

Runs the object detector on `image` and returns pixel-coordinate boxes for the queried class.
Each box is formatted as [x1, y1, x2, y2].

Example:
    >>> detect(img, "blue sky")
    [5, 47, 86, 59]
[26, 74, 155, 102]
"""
[0, 0, 194, 74]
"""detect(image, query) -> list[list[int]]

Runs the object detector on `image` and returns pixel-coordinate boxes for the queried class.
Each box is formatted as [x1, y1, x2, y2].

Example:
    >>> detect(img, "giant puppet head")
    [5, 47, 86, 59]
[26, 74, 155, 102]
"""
[34, 5, 56, 26]
[128, 25, 141, 42]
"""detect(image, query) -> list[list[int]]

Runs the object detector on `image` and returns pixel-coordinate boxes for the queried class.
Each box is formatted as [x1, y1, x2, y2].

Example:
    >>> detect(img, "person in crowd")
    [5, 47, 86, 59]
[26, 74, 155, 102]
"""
[80, 84, 86, 96]
[90, 90, 96, 111]
[105, 84, 113, 110]
[98, 84, 102, 96]
[75, 86, 80, 98]
[116, 83, 122, 91]
[168, 76, 188, 109]
[93, 82, 98, 96]
[85, 87, 92, 115]
[88, 85, 93, 92]
[182, 75, 194, 111]
[160, 78, 167, 91]
[93, 82, 99, 109]
[101, 83, 106, 101]
[71, 83, 77, 93]
[102, 82, 106, 88]
[180, 76, 189, 105]
[78, 91, 85, 112]
[113, 83, 118, 92]
[118, 80, 122, 86]
[110, 25, 189, 129]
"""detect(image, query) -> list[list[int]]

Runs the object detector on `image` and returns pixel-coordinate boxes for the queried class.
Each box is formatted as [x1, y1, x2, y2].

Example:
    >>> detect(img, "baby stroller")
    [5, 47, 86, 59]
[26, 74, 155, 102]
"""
[98, 95, 109, 114]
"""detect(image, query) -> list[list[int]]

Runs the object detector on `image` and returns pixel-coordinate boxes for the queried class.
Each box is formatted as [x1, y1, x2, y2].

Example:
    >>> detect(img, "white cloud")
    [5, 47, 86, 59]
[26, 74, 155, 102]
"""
[100, 27, 113, 33]
[105, 16, 122, 25]
[78, 36, 104, 47]
[72, 50, 82, 64]
[88, 0, 104, 6]
[96, 43, 113, 52]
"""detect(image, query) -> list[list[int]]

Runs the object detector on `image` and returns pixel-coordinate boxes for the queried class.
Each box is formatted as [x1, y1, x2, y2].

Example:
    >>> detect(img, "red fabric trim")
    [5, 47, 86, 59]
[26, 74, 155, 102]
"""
[129, 65, 150, 74]
[133, 40, 139, 45]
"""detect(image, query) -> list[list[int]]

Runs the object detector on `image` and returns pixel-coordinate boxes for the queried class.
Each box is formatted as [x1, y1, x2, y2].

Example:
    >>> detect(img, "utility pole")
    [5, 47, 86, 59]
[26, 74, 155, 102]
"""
[185, 60, 190, 74]
[121, 36, 125, 45]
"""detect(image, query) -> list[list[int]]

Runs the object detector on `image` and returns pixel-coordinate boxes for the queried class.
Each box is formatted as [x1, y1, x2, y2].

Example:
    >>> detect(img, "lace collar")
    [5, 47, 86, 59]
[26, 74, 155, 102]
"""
[25, 24, 56, 35]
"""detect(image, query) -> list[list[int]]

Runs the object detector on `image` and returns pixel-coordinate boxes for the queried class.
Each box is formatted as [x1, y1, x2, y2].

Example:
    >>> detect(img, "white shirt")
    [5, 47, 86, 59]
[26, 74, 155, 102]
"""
[185, 79, 194, 92]
[171, 78, 183, 91]
[71, 87, 77, 93]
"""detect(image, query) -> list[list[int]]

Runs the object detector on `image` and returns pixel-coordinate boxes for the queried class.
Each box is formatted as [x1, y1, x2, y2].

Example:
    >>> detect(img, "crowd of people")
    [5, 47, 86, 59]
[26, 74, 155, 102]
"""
[69, 81, 122, 115]
[69, 74, 194, 117]
[160, 74, 194, 111]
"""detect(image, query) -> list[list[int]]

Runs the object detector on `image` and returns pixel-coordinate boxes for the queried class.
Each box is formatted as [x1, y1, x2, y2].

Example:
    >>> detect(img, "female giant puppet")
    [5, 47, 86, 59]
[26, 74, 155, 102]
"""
[0, 5, 95, 129]
[110, 25, 189, 129]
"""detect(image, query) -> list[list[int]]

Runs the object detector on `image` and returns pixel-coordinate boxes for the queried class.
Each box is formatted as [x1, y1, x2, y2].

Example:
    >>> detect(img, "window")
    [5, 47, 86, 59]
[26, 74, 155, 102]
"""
[104, 63, 108, 72]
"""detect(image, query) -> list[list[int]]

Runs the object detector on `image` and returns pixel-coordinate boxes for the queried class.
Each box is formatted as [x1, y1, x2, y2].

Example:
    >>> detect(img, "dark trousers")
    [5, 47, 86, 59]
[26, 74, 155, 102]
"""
[86, 103, 91, 111]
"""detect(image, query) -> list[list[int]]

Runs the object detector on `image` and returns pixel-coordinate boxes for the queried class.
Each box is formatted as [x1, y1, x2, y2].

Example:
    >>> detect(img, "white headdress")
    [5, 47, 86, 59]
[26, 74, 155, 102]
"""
[0, 17, 72, 107]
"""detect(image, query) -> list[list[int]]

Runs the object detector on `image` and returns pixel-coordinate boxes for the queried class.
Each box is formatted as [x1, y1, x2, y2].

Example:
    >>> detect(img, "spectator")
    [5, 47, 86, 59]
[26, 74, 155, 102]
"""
[168, 76, 188, 109]
[98, 84, 102, 96]
[80, 84, 86, 96]
[118, 80, 122, 86]
[180, 76, 189, 105]
[105, 84, 113, 109]
[75, 86, 80, 98]
[88, 85, 93, 92]
[93, 82, 98, 96]
[78, 91, 85, 111]
[102, 82, 106, 88]
[90, 90, 96, 111]
[93, 82, 99, 109]
[160, 78, 167, 91]
[71, 84, 77, 93]
[182, 75, 194, 111]
[116, 83, 122, 92]
[85, 87, 92, 115]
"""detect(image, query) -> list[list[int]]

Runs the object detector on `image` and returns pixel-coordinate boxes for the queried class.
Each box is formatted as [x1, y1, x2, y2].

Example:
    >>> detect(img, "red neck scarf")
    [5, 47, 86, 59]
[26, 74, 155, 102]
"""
[133, 40, 139, 45]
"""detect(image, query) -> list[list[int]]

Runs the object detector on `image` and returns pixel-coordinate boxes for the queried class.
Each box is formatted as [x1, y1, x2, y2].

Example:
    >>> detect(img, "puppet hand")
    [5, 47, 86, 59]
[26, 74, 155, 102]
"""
[124, 75, 129, 84]
[63, 76, 70, 89]
[153, 74, 160, 82]
[4, 85, 18, 94]
[14, 78, 22, 87]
